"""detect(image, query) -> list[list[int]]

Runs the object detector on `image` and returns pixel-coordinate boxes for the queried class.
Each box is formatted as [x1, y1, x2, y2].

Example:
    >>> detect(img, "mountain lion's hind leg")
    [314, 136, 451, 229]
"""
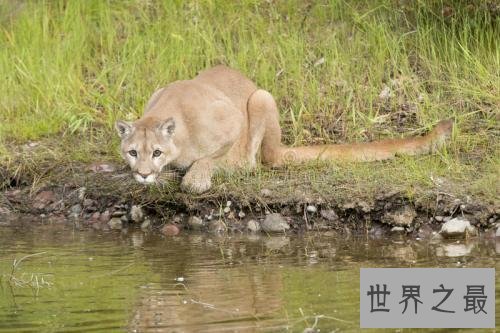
[247, 89, 283, 167]
[181, 158, 214, 194]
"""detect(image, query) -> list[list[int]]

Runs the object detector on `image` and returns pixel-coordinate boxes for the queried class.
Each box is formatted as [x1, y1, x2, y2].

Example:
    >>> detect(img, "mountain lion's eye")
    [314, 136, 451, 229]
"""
[152, 149, 162, 157]
[128, 150, 137, 157]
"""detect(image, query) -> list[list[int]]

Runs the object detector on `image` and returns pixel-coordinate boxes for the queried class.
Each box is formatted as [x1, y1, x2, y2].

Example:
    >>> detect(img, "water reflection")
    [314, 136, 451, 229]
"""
[0, 222, 497, 332]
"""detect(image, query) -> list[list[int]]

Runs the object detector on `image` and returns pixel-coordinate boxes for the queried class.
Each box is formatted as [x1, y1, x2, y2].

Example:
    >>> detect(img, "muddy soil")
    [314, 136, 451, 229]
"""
[0, 163, 498, 238]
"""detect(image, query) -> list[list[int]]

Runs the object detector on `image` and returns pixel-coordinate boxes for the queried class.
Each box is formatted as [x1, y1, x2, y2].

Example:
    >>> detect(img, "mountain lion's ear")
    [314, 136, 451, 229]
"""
[115, 120, 133, 139]
[158, 117, 175, 138]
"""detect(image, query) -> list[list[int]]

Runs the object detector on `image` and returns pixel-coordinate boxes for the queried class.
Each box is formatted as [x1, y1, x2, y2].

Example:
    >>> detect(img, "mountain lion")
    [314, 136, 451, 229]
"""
[115, 65, 452, 193]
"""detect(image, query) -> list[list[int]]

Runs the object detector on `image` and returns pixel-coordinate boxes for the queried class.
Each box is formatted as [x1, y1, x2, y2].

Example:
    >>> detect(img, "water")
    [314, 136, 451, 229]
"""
[0, 222, 497, 332]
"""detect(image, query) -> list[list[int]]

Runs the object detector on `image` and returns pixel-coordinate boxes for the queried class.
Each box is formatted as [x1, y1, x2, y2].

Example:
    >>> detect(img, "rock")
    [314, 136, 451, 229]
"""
[108, 217, 123, 230]
[89, 212, 101, 222]
[260, 188, 272, 197]
[439, 218, 477, 238]
[238, 211, 246, 219]
[130, 205, 144, 223]
[112, 210, 127, 217]
[33, 190, 56, 209]
[223, 206, 231, 213]
[391, 226, 405, 233]
[320, 209, 338, 221]
[209, 220, 227, 234]
[99, 210, 111, 223]
[0, 206, 11, 215]
[306, 205, 317, 213]
[261, 213, 290, 233]
[70, 204, 82, 216]
[141, 218, 152, 230]
[434, 215, 444, 222]
[161, 224, 180, 236]
[77, 187, 86, 201]
[226, 201, 232, 208]
[187, 216, 204, 230]
[83, 198, 95, 208]
[384, 206, 417, 226]
[247, 220, 261, 232]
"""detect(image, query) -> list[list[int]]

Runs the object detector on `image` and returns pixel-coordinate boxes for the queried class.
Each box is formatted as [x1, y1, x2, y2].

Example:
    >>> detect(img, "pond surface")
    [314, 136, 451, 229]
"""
[0, 221, 497, 332]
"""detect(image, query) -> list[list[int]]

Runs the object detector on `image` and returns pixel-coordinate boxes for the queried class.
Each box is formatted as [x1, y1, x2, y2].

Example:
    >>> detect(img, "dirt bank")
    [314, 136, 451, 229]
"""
[1, 160, 498, 238]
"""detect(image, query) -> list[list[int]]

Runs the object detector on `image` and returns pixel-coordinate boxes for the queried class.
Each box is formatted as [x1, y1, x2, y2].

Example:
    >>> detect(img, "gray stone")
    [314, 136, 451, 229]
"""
[320, 209, 338, 221]
[33, 190, 56, 209]
[434, 215, 444, 222]
[99, 210, 111, 223]
[187, 216, 204, 230]
[439, 218, 477, 238]
[70, 204, 82, 216]
[82, 198, 95, 208]
[141, 218, 152, 230]
[247, 220, 261, 232]
[261, 213, 290, 233]
[391, 226, 405, 233]
[108, 217, 123, 230]
[306, 205, 317, 213]
[130, 205, 144, 223]
[112, 210, 127, 217]
[384, 206, 417, 226]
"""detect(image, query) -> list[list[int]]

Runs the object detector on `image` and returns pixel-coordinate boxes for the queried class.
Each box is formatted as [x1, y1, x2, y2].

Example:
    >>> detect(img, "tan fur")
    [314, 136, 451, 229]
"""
[115, 65, 453, 193]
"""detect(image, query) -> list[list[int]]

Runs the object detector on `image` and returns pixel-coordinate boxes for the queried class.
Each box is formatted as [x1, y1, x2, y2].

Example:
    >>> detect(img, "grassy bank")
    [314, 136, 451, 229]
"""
[0, 1, 498, 206]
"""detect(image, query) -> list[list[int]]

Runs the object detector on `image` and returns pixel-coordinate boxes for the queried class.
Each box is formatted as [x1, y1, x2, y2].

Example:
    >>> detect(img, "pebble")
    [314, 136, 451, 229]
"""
[223, 206, 231, 213]
[320, 209, 338, 221]
[247, 220, 261, 232]
[434, 215, 444, 222]
[112, 210, 127, 217]
[130, 205, 144, 223]
[33, 190, 56, 209]
[306, 205, 317, 213]
[90, 212, 100, 222]
[439, 218, 477, 238]
[238, 211, 246, 218]
[187, 216, 204, 230]
[141, 218, 152, 230]
[384, 206, 417, 226]
[70, 204, 82, 216]
[99, 210, 111, 223]
[391, 226, 405, 233]
[108, 217, 123, 230]
[161, 224, 180, 236]
[261, 213, 290, 233]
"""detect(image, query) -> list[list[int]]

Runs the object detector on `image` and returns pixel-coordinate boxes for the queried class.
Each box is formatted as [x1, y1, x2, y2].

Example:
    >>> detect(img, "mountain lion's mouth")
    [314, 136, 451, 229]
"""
[133, 173, 157, 185]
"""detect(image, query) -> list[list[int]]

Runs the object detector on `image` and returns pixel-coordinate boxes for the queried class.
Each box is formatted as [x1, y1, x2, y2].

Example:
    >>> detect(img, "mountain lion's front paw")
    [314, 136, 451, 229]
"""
[180, 172, 212, 194]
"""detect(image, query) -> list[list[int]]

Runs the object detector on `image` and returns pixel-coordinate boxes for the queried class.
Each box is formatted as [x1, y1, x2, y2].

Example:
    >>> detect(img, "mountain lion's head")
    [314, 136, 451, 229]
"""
[115, 118, 179, 184]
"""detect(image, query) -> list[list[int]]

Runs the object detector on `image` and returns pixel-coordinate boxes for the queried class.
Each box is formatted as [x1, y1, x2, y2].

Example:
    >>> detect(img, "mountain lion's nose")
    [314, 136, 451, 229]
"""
[138, 172, 150, 179]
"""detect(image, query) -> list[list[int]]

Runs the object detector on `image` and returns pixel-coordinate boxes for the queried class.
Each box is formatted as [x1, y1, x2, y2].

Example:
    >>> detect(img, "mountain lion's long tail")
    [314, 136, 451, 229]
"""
[248, 89, 453, 167]
[264, 119, 453, 167]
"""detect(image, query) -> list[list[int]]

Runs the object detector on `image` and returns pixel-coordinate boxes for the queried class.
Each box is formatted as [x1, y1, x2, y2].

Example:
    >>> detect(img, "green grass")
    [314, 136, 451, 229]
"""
[0, 0, 498, 202]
